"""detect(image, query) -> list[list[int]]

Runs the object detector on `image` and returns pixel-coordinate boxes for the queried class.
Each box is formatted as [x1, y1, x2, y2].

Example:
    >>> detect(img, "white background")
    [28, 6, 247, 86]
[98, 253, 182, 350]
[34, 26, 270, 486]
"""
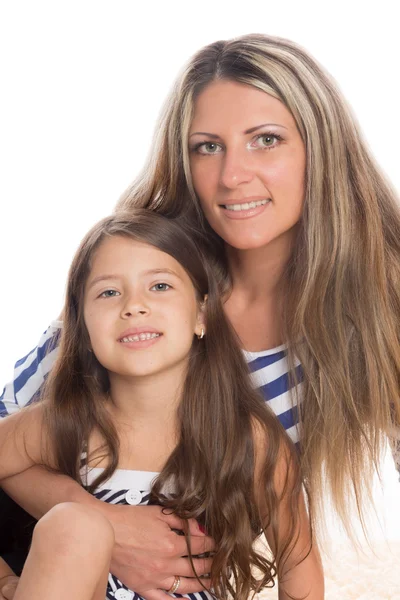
[1, 0, 400, 543]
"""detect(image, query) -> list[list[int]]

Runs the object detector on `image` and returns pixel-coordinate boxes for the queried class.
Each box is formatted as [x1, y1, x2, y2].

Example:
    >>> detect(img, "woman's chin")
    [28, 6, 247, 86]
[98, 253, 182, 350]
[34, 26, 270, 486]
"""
[222, 233, 279, 252]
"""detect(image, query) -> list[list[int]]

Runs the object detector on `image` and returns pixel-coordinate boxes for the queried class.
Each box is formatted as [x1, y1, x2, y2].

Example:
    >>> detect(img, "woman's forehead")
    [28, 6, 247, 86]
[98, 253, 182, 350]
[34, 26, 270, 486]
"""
[190, 80, 295, 133]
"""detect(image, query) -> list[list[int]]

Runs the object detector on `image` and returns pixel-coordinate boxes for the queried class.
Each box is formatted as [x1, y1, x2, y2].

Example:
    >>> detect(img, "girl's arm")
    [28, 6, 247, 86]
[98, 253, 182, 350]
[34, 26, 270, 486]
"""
[253, 425, 324, 600]
[0, 404, 46, 481]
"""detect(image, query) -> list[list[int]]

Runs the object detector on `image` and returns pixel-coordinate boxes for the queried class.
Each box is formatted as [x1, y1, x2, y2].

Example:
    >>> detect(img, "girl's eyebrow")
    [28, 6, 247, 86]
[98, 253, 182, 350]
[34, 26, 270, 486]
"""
[144, 268, 183, 280]
[87, 275, 120, 289]
[189, 123, 288, 139]
[87, 269, 183, 289]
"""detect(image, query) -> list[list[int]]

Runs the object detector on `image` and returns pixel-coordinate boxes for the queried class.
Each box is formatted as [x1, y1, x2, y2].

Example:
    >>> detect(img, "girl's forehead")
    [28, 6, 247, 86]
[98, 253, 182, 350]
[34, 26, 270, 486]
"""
[88, 235, 190, 281]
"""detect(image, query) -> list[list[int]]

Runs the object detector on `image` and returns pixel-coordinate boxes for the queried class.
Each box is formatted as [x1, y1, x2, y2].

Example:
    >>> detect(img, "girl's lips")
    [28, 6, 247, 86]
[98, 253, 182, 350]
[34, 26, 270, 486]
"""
[118, 334, 163, 350]
[118, 326, 162, 339]
[220, 200, 271, 220]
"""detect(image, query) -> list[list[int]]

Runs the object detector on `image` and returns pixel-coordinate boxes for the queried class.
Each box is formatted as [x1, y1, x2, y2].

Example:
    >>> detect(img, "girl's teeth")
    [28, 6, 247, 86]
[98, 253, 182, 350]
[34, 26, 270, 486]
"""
[121, 333, 160, 343]
[224, 199, 269, 211]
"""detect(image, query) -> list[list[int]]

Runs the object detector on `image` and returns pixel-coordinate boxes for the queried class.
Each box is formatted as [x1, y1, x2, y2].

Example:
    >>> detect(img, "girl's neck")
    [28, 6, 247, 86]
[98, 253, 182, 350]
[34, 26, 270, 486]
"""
[107, 361, 186, 427]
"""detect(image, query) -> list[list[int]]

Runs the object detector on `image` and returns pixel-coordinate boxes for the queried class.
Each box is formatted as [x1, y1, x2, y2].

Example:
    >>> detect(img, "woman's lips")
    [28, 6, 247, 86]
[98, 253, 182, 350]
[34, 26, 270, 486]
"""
[220, 199, 271, 220]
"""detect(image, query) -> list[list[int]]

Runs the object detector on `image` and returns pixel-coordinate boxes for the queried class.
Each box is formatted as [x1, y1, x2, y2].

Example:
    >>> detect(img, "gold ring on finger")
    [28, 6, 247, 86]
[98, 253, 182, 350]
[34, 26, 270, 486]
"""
[167, 576, 181, 594]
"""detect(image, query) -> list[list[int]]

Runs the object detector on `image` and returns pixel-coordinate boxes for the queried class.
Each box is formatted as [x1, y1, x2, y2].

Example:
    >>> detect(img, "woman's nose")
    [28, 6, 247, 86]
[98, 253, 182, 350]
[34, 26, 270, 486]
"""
[219, 149, 254, 189]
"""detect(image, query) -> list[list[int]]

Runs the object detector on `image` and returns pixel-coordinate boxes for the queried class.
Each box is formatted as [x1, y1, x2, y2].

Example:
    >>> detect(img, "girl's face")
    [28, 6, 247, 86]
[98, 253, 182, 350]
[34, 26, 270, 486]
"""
[189, 80, 306, 251]
[83, 235, 205, 379]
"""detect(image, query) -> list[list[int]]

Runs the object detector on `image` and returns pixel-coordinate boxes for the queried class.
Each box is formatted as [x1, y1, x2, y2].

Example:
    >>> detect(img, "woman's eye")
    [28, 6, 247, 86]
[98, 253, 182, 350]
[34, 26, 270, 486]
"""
[252, 133, 281, 149]
[100, 290, 120, 298]
[150, 283, 171, 292]
[194, 142, 222, 155]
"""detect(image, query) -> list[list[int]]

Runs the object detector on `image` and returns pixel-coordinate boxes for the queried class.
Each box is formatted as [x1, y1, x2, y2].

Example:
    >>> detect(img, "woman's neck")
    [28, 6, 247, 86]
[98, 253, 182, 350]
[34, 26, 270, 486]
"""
[223, 233, 293, 352]
[225, 233, 292, 302]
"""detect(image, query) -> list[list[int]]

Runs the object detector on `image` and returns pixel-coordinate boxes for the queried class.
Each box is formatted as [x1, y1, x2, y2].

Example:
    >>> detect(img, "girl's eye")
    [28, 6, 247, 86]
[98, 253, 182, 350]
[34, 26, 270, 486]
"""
[192, 142, 222, 155]
[100, 290, 120, 298]
[252, 133, 282, 149]
[150, 283, 171, 292]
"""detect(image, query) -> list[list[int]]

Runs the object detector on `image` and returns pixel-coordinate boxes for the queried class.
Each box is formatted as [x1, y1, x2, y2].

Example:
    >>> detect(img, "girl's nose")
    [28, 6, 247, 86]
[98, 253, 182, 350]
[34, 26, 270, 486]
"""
[121, 296, 150, 318]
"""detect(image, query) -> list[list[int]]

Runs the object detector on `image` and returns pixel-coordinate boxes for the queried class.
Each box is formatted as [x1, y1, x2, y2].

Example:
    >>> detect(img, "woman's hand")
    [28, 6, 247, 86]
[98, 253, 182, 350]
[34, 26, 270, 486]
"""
[99, 503, 214, 600]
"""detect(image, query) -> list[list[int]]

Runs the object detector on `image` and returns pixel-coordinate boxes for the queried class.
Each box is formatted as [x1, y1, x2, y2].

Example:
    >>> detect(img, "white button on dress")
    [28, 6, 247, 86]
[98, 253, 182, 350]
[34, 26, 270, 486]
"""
[114, 588, 134, 600]
[125, 489, 142, 505]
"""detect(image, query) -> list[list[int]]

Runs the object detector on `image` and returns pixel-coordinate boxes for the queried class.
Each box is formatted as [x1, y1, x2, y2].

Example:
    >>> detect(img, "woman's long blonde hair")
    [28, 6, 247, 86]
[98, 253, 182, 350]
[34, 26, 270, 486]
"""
[117, 33, 400, 536]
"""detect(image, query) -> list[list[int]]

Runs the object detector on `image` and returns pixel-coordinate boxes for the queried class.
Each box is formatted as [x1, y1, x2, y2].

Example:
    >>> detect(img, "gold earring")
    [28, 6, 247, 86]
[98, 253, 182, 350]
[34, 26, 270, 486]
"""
[197, 327, 205, 340]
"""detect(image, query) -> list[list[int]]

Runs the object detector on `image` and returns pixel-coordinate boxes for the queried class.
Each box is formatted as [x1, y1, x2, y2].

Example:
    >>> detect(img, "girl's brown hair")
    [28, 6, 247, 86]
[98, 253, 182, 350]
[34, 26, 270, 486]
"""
[116, 34, 400, 539]
[43, 210, 305, 599]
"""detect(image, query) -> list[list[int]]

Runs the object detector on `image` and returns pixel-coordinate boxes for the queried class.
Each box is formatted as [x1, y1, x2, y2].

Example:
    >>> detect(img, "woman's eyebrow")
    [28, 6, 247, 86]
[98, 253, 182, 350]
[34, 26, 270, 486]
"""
[244, 122, 288, 134]
[189, 123, 288, 138]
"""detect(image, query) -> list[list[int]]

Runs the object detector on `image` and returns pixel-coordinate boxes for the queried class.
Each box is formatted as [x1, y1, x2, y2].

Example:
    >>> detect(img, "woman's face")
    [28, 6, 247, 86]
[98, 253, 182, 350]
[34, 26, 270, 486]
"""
[189, 80, 306, 251]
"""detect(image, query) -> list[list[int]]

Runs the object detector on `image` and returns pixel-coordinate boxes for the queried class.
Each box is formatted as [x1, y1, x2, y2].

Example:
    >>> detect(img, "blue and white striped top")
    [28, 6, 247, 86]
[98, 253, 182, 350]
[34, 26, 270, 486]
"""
[0, 321, 301, 445]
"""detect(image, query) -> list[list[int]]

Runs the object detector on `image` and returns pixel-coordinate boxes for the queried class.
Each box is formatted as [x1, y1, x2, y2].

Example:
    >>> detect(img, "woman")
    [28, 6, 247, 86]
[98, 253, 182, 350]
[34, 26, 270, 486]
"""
[1, 33, 400, 596]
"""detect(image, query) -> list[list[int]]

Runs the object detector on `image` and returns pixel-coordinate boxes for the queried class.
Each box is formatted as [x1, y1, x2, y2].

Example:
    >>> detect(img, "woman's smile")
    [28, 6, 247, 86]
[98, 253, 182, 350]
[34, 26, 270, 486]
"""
[220, 197, 271, 219]
[189, 80, 306, 251]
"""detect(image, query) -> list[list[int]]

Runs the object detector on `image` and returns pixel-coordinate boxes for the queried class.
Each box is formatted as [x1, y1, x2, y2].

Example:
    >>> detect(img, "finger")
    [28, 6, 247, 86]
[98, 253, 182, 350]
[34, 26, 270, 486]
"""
[159, 512, 208, 538]
[161, 576, 211, 596]
[188, 534, 215, 554]
[158, 510, 190, 532]
[173, 557, 212, 577]
[186, 518, 207, 536]
[141, 589, 172, 600]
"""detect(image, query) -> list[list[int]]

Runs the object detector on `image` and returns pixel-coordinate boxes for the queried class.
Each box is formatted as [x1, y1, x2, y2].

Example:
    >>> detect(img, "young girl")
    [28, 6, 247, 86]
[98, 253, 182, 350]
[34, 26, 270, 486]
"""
[0, 210, 323, 599]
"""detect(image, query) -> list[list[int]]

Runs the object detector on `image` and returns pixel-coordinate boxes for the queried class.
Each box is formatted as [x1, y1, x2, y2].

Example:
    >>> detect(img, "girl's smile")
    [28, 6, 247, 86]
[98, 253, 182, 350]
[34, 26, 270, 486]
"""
[118, 326, 162, 349]
[83, 236, 205, 379]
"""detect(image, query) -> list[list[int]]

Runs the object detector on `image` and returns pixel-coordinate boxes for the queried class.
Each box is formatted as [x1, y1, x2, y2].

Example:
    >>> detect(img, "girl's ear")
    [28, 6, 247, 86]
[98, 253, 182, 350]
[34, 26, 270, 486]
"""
[194, 294, 207, 338]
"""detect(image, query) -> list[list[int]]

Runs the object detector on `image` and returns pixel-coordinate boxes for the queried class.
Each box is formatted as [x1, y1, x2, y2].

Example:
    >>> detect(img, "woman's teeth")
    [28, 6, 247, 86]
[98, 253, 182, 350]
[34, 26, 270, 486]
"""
[120, 333, 160, 342]
[224, 199, 269, 211]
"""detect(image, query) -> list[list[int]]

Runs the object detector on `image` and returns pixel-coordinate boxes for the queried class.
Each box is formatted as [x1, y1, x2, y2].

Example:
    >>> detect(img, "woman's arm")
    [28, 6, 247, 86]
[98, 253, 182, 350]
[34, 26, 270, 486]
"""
[0, 322, 61, 418]
[253, 425, 324, 600]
